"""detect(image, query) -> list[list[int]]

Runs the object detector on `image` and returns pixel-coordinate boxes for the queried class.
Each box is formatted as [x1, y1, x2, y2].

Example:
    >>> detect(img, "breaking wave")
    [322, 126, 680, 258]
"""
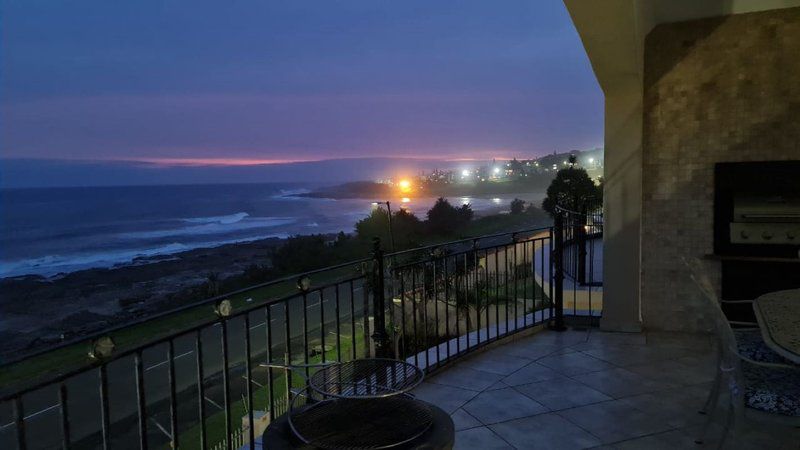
[182, 212, 250, 224]
[119, 216, 296, 240]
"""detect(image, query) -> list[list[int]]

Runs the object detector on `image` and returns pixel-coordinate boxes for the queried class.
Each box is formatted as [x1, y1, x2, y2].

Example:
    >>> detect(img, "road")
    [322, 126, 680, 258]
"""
[1, 281, 369, 450]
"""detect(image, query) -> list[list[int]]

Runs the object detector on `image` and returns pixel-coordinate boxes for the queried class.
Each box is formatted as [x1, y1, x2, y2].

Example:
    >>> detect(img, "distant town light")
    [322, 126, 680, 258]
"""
[492, 198, 502, 204]
[588, 158, 595, 163]
[398, 179, 412, 193]
[461, 169, 471, 177]
[493, 167, 500, 174]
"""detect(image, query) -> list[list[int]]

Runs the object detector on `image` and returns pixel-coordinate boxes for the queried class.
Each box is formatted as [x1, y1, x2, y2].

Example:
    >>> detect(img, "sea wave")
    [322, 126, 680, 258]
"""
[270, 188, 312, 201]
[119, 216, 296, 240]
[0, 243, 190, 278]
[0, 234, 292, 278]
[275, 188, 311, 197]
[182, 212, 249, 224]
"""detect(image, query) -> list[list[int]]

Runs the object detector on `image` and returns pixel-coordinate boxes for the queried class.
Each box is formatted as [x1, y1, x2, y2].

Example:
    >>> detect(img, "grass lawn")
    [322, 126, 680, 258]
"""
[0, 265, 361, 388]
[462, 211, 549, 237]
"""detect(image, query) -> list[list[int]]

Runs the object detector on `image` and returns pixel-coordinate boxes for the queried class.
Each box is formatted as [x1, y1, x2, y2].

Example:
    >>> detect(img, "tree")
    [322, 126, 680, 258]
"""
[355, 208, 390, 243]
[355, 207, 423, 250]
[457, 204, 474, 223]
[426, 198, 472, 234]
[272, 234, 338, 273]
[393, 208, 424, 243]
[510, 198, 525, 215]
[541, 166, 601, 216]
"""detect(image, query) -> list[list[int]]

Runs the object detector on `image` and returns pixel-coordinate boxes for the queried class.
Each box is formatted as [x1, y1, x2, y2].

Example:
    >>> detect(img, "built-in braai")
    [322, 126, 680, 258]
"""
[714, 161, 800, 258]
[713, 161, 800, 304]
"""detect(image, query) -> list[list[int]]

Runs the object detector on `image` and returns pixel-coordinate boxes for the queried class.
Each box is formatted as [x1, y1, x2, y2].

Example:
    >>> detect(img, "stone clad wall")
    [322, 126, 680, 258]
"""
[641, 8, 800, 331]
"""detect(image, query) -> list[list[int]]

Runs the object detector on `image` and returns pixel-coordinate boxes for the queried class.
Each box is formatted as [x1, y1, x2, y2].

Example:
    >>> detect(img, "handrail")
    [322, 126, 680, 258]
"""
[554, 203, 603, 217]
[385, 226, 552, 257]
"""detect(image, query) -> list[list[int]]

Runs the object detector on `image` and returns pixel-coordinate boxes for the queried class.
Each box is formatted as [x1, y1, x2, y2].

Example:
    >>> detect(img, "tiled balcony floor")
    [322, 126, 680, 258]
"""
[411, 327, 800, 450]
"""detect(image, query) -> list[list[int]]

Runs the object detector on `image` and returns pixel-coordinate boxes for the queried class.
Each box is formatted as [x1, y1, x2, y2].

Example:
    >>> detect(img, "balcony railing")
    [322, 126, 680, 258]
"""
[0, 209, 602, 450]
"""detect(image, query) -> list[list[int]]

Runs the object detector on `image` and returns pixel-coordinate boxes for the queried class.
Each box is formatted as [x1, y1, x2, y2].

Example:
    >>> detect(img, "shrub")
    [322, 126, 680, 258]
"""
[510, 198, 525, 215]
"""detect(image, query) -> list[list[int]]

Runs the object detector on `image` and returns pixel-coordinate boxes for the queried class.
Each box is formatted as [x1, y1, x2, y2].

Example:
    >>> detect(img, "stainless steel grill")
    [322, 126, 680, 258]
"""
[730, 195, 800, 245]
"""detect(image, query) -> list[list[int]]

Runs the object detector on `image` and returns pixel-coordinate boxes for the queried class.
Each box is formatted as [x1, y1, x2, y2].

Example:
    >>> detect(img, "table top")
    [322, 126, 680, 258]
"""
[753, 289, 800, 364]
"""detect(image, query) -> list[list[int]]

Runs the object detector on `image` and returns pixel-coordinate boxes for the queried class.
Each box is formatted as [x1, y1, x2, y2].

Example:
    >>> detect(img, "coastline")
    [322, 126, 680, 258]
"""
[0, 188, 548, 360]
[0, 235, 292, 359]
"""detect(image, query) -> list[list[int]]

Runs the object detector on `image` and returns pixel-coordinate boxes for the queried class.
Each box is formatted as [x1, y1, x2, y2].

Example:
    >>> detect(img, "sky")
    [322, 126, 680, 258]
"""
[0, 0, 602, 184]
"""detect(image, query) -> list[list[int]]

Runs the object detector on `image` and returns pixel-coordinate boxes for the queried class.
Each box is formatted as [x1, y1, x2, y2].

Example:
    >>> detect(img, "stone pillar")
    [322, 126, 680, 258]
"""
[600, 82, 643, 332]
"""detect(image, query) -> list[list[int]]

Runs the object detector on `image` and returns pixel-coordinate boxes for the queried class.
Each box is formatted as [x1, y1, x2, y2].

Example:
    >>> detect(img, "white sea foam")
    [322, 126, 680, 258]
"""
[119, 216, 296, 240]
[0, 234, 291, 278]
[182, 212, 249, 224]
[0, 243, 190, 278]
[274, 188, 311, 197]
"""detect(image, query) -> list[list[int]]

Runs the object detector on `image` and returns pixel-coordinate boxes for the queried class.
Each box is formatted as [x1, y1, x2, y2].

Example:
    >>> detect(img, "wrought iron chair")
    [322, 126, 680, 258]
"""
[684, 257, 800, 448]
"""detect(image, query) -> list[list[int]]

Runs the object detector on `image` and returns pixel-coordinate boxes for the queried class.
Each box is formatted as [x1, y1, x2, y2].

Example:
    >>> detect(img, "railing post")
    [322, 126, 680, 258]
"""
[576, 205, 587, 285]
[551, 211, 567, 331]
[370, 237, 392, 358]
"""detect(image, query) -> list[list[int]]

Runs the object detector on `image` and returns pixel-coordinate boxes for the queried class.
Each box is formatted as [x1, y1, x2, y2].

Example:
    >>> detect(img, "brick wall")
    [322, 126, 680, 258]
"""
[641, 8, 800, 331]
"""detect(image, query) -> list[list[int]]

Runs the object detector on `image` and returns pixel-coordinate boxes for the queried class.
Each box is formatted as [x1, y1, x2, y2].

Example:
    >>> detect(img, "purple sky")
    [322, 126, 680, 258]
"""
[1, 0, 602, 167]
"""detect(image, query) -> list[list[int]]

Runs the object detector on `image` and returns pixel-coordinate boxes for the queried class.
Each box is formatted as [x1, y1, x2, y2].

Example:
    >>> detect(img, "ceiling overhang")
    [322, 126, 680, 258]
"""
[563, 0, 800, 95]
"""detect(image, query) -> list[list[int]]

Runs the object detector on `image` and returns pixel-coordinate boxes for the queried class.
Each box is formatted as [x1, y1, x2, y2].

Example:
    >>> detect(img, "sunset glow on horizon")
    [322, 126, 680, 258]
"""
[132, 157, 317, 167]
[125, 154, 523, 167]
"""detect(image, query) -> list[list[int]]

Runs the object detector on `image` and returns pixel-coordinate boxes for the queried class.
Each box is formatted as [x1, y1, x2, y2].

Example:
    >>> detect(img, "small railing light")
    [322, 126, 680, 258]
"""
[88, 336, 115, 360]
[214, 299, 233, 317]
[297, 276, 312, 292]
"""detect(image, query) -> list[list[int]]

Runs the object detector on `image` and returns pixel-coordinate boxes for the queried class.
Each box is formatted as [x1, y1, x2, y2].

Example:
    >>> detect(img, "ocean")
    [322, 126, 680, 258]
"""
[0, 183, 544, 278]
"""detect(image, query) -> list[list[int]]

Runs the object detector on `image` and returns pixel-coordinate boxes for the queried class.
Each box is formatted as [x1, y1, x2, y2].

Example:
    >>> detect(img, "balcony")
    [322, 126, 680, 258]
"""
[412, 328, 800, 449]
[0, 209, 601, 450]
[1, 207, 796, 450]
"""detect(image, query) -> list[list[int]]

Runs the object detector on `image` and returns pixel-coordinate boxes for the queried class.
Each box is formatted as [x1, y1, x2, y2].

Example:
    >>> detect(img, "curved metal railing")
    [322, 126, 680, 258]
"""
[0, 222, 597, 450]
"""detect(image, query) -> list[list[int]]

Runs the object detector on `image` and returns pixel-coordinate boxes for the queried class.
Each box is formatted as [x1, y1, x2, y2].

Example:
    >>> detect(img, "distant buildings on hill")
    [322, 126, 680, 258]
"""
[380, 148, 604, 187]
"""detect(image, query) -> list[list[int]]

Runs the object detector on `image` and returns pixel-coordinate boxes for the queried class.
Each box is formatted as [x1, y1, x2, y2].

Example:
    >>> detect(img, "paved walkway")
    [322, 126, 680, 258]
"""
[412, 328, 800, 449]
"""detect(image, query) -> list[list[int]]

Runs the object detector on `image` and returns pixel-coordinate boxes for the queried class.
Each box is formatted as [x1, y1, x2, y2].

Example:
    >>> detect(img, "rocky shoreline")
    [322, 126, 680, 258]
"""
[0, 236, 299, 361]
